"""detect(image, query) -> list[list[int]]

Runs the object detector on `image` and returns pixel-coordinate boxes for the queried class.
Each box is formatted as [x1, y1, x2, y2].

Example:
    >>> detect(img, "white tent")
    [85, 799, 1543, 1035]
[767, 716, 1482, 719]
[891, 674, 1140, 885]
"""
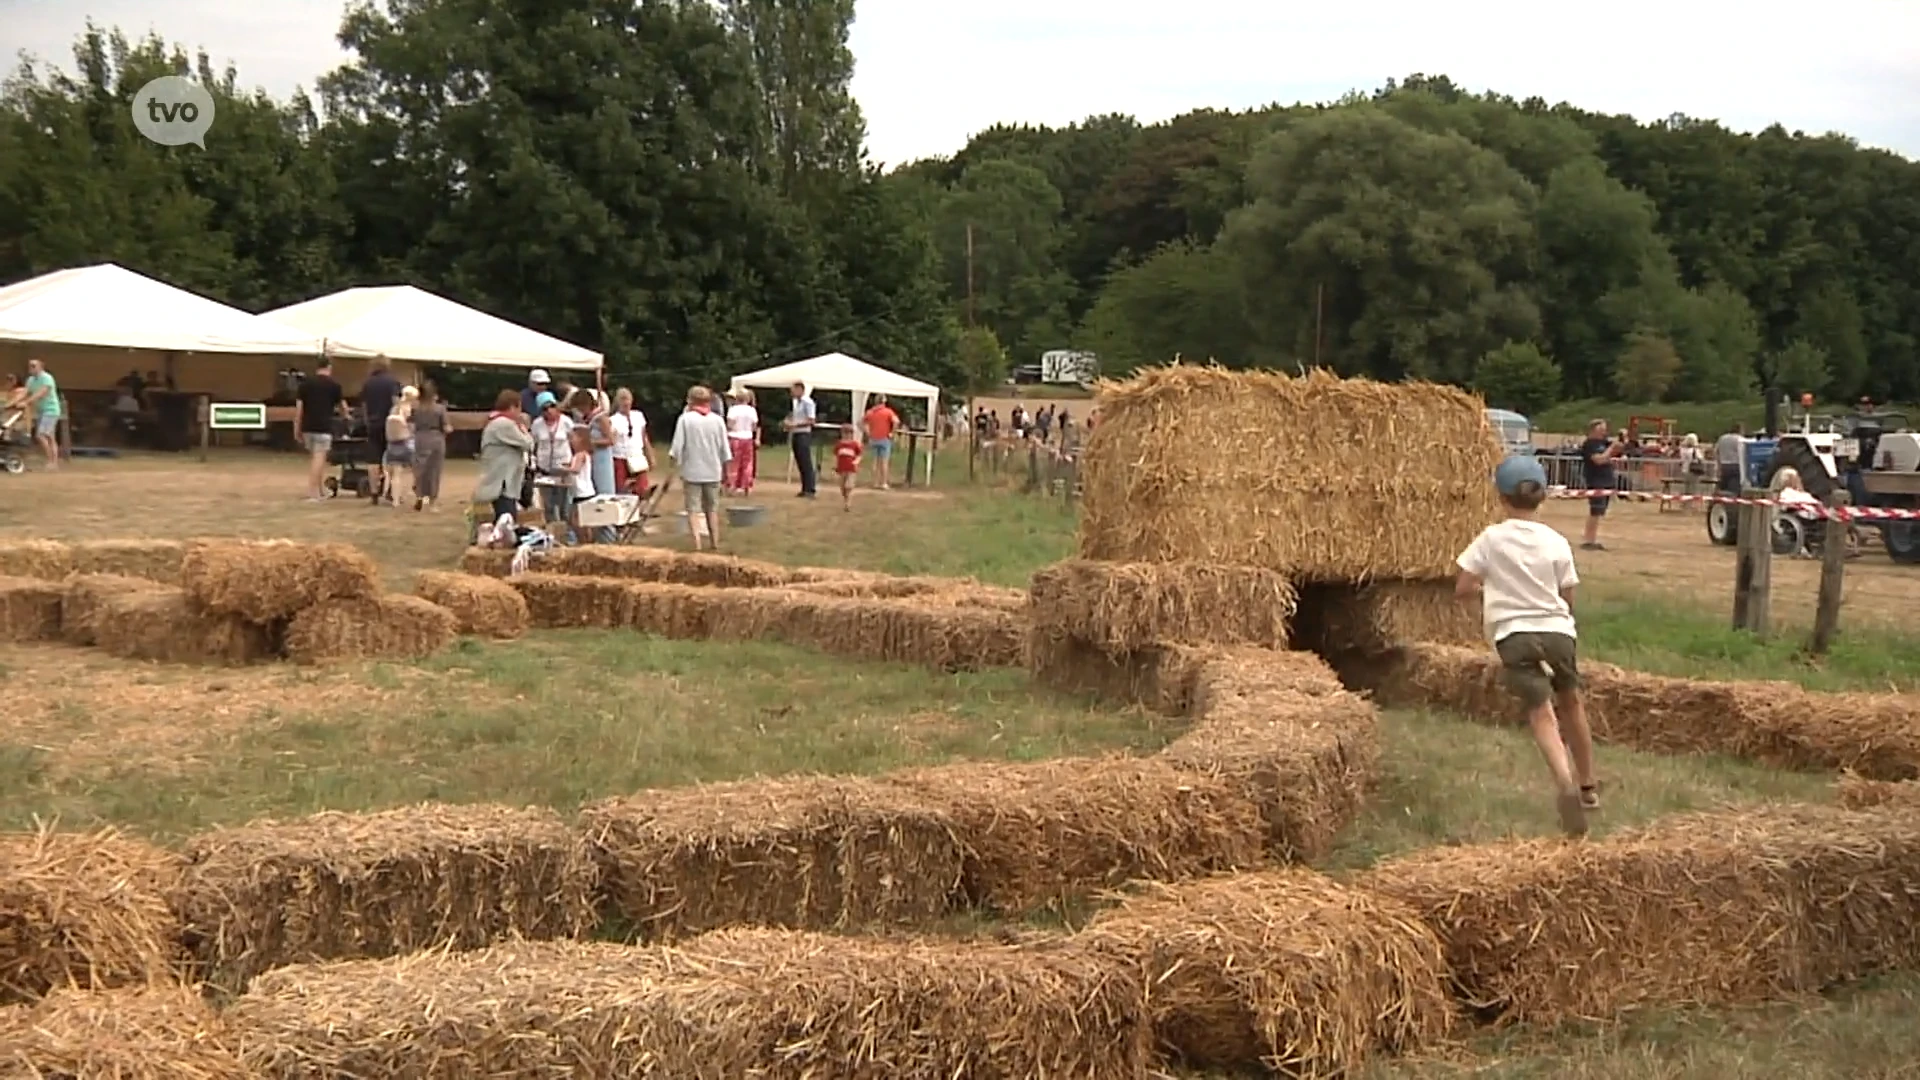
[729, 351, 938, 426]
[0, 264, 329, 354]
[263, 285, 602, 372]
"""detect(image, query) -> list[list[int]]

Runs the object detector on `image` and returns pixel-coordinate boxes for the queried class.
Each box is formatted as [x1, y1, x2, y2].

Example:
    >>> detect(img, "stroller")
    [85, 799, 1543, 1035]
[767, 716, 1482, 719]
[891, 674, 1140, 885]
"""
[0, 408, 32, 474]
[323, 413, 375, 498]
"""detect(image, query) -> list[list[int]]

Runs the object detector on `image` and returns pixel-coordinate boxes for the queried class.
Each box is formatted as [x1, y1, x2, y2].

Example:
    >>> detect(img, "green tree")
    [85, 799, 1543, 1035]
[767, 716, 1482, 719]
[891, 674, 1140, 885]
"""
[1792, 281, 1869, 400]
[1075, 239, 1254, 373]
[1221, 106, 1541, 383]
[1613, 331, 1683, 403]
[1473, 341, 1563, 416]
[1668, 282, 1761, 401]
[933, 159, 1075, 363]
[720, 0, 864, 198]
[956, 325, 1010, 393]
[1762, 339, 1832, 398]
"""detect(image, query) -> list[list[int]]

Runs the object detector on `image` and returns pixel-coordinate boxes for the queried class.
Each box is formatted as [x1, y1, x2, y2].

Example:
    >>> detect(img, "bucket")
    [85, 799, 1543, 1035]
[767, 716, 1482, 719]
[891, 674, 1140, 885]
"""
[726, 504, 767, 528]
[662, 512, 690, 535]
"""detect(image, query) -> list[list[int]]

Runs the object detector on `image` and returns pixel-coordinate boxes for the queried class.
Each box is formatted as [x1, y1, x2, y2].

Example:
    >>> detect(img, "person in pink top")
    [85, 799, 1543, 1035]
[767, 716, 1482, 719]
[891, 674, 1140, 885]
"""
[724, 388, 759, 495]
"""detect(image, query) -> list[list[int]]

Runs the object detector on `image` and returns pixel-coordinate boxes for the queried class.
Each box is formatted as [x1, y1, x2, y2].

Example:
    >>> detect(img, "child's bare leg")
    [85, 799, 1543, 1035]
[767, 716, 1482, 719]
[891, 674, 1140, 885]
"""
[1556, 688, 1595, 789]
[1525, 701, 1579, 795]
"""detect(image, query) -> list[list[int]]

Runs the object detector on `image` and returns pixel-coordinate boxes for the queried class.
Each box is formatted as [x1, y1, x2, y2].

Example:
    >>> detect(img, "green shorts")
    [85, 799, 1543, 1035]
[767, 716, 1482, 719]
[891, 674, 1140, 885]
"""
[1494, 631, 1581, 709]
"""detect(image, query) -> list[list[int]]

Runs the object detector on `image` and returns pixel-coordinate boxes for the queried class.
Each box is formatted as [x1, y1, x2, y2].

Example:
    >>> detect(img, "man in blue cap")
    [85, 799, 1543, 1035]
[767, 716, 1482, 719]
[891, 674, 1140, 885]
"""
[1454, 453, 1599, 837]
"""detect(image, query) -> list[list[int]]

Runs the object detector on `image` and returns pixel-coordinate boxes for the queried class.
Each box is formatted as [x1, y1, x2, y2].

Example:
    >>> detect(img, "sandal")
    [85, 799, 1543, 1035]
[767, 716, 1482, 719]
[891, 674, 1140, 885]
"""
[1580, 784, 1601, 811]
[1556, 792, 1589, 838]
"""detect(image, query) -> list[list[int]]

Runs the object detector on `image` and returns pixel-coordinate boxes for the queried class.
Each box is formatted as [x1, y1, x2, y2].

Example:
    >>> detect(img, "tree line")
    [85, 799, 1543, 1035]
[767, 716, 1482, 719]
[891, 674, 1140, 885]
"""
[4, 3, 1916, 418]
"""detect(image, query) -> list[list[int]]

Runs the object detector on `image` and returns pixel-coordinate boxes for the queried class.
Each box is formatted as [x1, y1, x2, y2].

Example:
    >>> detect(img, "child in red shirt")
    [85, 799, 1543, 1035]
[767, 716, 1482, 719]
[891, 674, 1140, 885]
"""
[833, 426, 862, 510]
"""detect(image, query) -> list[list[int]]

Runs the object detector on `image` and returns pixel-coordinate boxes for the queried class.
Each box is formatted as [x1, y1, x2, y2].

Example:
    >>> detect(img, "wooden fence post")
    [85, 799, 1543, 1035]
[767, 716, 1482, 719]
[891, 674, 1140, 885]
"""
[1808, 491, 1849, 655]
[1731, 489, 1775, 636]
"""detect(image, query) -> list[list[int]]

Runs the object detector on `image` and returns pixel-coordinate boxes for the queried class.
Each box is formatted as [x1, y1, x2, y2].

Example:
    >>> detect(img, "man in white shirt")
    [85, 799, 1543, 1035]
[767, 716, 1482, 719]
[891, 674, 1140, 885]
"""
[782, 381, 817, 497]
[1455, 454, 1598, 837]
[670, 386, 732, 550]
[1714, 424, 1745, 496]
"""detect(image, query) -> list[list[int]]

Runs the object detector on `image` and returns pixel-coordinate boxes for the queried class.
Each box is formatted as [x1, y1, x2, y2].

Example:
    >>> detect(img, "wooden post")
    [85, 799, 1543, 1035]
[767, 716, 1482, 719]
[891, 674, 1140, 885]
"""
[1809, 491, 1849, 655]
[966, 395, 976, 483]
[1731, 489, 1775, 635]
[1024, 442, 1040, 494]
[198, 395, 211, 462]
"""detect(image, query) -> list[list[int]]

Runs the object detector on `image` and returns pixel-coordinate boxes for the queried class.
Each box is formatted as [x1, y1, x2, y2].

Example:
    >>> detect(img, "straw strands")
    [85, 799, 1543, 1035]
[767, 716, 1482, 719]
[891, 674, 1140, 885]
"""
[0, 575, 65, 642]
[1026, 633, 1209, 715]
[68, 538, 187, 582]
[1294, 579, 1482, 656]
[412, 569, 528, 638]
[0, 826, 184, 1003]
[1029, 559, 1297, 652]
[91, 587, 278, 665]
[1837, 773, 1920, 809]
[283, 594, 458, 664]
[772, 591, 1028, 671]
[228, 931, 1154, 1079]
[1357, 803, 1920, 1025]
[176, 804, 599, 988]
[1076, 365, 1503, 581]
[179, 539, 380, 623]
[580, 776, 964, 940]
[1360, 643, 1920, 779]
[0, 986, 249, 1080]
[1078, 871, 1452, 1075]
[509, 572, 634, 627]
[1163, 648, 1382, 858]
[60, 572, 165, 645]
[884, 757, 1269, 914]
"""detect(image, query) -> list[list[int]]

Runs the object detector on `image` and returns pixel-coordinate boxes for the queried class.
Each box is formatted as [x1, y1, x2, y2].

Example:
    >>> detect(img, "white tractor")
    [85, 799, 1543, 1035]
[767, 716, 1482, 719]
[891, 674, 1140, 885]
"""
[1768, 401, 1920, 563]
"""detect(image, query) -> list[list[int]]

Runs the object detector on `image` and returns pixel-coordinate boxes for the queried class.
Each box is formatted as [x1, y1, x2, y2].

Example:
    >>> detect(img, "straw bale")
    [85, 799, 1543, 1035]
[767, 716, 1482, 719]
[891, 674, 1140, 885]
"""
[0, 575, 65, 642]
[1078, 870, 1452, 1074]
[229, 931, 1152, 1079]
[0, 986, 248, 1080]
[0, 539, 73, 580]
[60, 572, 166, 645]
[882, 757, 1268, 913]
[1027, 631, 1207, 714]
[1163, 647, 1382, 859]
[1360, 643, 1920, 779]
[1837, 773, 1920, 809]
[581, 776, 965, 939]
[783, 572, 955, 599]
[1076, 364, 1503, 580]
[547, 544, 798, 588]
[412, 569, 528, 639]
[456, 545, 513, 577]
[178, 539, 380, 623]
[508, 572, 634, 628]
[91, 587, 277, 666]
[773, 592, 1030, 671]
[67, 538, 187, 582]
[1294, 578, 1481, 656]
[1357, 803, 1920, 1025]
[176, 803, 599, 989]
[1030, 558, 1296, 652]
[283, 594, 458, 664]
[0, 826, 184, 1003]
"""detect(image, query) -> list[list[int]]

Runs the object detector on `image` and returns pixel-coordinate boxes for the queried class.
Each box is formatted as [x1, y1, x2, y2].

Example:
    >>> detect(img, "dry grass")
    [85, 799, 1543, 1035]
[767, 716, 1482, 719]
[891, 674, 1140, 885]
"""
[1028, 558, 1297, 652]
[883, 757, 1269, 914]
[0, 825, 184, 1003]
[1078, 869, 1453, 1076]
[0, 985, 249, 1079]
[283, 594, 458, 664]
[91, 587, 278, 666]
[1356, 803, 1920, 1027]
[1075, 365, 1502, 580]
[0, 576, 65, 643]
[228, 930, 1153, 1079]
[579, 776, 964, 940]
[1353, 643, 1920, 779]
[175, 803, 600, 988]
[412, 569, 528, 638]
[179, 539, 380, 623]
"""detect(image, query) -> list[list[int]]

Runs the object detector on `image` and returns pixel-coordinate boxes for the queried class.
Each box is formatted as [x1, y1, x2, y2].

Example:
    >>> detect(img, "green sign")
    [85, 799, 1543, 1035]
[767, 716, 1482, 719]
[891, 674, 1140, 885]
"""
[209, 403, 267, 430]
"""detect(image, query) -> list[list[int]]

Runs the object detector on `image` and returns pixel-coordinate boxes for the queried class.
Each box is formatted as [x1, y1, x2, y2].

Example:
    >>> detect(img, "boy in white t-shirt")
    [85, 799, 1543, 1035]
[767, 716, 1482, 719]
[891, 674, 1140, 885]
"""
[1455, 454, 1599, 837]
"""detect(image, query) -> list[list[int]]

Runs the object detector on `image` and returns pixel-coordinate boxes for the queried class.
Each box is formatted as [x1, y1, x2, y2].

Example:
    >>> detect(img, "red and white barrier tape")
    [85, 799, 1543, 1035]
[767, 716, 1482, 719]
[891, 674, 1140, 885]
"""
[1552, 488, 1920, 521]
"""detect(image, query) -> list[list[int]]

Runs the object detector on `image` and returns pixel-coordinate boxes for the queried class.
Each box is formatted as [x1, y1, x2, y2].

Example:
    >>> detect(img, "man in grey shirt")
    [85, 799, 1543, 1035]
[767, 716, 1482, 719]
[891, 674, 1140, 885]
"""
[782, 380, 818, 497]
[669, 385, 733, 550]
[1714, 424, 1745, 494]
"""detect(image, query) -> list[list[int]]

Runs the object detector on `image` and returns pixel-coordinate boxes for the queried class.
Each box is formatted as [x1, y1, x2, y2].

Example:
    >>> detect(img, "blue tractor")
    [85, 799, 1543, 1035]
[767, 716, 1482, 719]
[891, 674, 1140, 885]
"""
[1705, 436, 1777, 546]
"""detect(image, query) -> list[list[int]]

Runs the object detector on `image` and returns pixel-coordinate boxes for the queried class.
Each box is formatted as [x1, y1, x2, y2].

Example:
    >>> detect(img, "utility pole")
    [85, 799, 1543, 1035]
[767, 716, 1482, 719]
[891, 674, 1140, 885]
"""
[965, 222, 976, 328]
[1314, 283, 1325, 368]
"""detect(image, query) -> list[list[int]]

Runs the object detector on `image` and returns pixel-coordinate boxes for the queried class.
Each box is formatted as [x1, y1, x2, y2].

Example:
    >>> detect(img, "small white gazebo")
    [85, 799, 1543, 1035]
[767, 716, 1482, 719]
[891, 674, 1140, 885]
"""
[730, 351, 941, 483]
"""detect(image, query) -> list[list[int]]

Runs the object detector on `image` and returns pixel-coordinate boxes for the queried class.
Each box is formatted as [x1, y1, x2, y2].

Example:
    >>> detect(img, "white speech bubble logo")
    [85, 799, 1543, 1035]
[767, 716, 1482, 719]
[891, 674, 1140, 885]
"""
[131, 75, 215, 148]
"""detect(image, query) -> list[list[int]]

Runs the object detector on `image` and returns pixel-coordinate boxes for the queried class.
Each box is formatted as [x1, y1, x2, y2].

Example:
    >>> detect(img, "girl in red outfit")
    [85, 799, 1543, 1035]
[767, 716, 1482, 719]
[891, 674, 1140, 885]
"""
[832, 424, 862, 511]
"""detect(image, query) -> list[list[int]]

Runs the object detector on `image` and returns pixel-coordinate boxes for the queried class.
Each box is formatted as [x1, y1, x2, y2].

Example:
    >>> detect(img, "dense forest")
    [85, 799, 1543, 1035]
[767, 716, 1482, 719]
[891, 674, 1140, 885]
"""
[3, 0, 1917, 415]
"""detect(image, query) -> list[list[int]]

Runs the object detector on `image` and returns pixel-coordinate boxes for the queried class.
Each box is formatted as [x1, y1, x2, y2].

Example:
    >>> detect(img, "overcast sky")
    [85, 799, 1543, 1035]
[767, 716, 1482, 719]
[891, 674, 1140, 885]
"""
[5, 0, 1917, 165]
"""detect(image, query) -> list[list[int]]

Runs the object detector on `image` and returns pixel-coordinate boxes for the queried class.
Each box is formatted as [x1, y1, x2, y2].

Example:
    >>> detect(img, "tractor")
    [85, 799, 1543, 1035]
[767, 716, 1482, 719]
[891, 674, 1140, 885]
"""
[1715, 397, 1920, 563]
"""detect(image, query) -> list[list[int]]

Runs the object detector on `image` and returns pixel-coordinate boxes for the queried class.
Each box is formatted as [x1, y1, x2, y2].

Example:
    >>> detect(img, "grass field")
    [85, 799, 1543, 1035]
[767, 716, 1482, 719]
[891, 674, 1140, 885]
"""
[4, 447, 1919, 1076]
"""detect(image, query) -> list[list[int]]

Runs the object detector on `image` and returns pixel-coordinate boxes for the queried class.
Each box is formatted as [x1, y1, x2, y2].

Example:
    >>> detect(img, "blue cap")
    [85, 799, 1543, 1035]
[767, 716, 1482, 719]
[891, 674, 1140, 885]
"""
[535, 391, 558, 409]
[1494, 454, 1548, 495]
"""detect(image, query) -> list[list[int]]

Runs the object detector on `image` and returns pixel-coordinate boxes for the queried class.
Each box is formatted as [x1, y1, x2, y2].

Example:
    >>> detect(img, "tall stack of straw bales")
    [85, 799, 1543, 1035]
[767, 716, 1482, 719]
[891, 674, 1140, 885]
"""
[1065, 364, 1498, 663]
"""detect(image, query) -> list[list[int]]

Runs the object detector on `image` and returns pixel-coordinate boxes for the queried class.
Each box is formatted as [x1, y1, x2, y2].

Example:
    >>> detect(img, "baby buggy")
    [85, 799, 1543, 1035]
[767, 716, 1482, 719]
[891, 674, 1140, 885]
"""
[0, 409, 33, 474]
[323, 413, 374, 498]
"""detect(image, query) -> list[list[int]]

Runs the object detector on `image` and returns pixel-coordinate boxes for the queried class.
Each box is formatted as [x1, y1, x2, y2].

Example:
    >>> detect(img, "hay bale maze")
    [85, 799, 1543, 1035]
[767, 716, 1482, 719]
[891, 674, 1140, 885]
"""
[175, 803, 600, 988]
[0, 826, 185, 1003]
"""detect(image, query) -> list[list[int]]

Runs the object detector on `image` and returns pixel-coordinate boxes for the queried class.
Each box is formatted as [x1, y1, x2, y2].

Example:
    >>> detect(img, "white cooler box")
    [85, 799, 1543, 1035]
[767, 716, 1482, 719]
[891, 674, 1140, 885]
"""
[575, 494, 640, 528]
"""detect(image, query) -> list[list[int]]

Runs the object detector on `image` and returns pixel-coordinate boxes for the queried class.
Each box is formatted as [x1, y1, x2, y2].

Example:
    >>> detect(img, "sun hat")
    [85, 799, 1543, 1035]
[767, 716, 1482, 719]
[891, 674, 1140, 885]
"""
[1494, 454, 1548, 496]
[529, 369, 551, 385]
[535, 391, 558, 409]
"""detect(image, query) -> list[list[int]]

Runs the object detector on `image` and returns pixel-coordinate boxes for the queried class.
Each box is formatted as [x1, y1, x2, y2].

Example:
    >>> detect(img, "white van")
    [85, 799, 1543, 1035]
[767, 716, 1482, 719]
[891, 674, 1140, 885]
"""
[1486, 408, 1533, 457]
